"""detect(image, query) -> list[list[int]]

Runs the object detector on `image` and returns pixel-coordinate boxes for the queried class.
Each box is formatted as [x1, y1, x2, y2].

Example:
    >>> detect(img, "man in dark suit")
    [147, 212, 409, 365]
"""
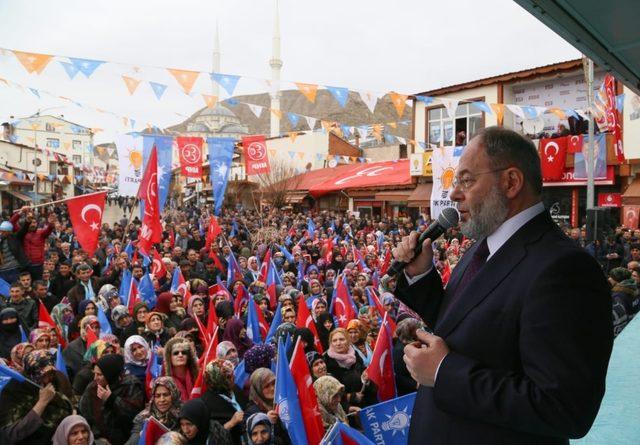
[394, 126, 612, 444]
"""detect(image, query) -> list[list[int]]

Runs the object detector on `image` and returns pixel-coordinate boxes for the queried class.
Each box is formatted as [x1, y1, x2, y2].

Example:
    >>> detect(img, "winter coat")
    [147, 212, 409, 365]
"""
[21, 224, 54, 265]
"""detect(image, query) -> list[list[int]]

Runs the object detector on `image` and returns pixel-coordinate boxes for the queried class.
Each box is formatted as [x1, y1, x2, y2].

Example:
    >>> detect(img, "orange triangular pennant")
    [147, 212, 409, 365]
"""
[268, 149, 277, 157]
[167, 68, 200, 94]
[297, 151, 305, 159]
[122, 117, 129, 127]
[271, 108, 283, 119]
[288, 132, 298, 143]
[202, 94, 218, 109]
[389, 92, 408, 117]
[295, 82, 318, 103]
[122, 76, 141, 95]
[490, 103, 505, 125]
[13, 51, 53, 74]
[387, 122, 397, 129]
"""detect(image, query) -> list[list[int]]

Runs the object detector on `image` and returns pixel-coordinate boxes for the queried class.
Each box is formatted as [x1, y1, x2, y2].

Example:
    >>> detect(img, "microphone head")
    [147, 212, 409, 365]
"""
[438, 207, 460, 229]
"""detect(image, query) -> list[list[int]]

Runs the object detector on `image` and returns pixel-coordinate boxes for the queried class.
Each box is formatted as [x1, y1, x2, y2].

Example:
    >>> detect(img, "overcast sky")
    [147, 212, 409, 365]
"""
[0, 0, 580, 143]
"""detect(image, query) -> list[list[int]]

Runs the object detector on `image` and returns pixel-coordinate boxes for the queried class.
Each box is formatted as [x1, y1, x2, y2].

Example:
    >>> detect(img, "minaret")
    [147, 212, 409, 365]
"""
[269, 0, 282, 137]
[212, 22, 221, 99]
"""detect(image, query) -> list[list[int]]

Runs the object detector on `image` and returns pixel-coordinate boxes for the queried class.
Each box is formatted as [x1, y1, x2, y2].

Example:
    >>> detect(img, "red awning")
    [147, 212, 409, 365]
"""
[288, 164, 355, 191]
[309, 160, 411, 197]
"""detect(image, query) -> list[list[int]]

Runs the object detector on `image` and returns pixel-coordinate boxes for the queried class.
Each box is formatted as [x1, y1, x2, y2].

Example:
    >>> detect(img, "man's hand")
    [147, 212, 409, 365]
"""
[96, 384, 112, 401]
[403, 330, 449, 387]
[392, 231, 433, 277]
[20, 206, 30, 214]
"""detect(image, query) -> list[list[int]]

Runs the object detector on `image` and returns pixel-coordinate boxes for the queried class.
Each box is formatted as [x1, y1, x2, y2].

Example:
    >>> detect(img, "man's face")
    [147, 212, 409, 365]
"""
[77, 269, 92, 282]
[188, 251, 198, 263]
[35, 285, 47, 299]
[28, 220, 37, 232]
[132, 267, 144, 280]
[19, 275, 31, 289]
[632, 248, 640, 260]
[450, 139, 509, 239]
[59, 264, 70, 277]
[10, 287, 24, 301]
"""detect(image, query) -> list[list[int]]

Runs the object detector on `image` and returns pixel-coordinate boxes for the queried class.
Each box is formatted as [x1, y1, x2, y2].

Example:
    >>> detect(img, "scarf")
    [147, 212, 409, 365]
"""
[327, 345, 356, 369]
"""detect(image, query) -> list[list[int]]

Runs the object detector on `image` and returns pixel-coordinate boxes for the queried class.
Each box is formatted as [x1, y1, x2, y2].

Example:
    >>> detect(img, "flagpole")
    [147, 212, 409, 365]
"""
[120, 197, 139, 245]
[13, 190, 107, 212]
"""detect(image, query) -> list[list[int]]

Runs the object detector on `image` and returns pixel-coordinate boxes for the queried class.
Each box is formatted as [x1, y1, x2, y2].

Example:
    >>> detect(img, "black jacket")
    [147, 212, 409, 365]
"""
[0, 223, 29, 268]
[394, 211, 613, 445]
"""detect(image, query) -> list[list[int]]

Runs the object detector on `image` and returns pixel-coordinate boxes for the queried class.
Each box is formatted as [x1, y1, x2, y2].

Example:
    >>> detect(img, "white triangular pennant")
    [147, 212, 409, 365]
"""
[506, 105, 525, 119]
[247, 103, 263, 118]
[305, 116, 317, 130]
[359, 90, 378, 114]
[441, 99, 459, 119]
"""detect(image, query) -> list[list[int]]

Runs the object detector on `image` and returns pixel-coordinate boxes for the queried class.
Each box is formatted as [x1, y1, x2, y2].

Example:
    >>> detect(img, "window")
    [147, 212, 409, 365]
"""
[45, 123, 56, 132]
[49, 161, 57, 175]
[73, 155, 82, 165]
[399, 144, 408, 159]
[46, 138, 60, 148]
[427, 103, 483, 147]
[72, 140, 82, 150]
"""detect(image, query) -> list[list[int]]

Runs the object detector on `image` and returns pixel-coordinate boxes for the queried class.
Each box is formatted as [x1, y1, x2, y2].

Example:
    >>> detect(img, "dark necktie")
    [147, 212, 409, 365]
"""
[442, 238, 490, 319]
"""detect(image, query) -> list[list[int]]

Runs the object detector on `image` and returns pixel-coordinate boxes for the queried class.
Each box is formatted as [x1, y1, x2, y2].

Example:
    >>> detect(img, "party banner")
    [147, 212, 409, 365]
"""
[177, 137, 203, 178]
[207, 137, 235, 216]
[430, 146, 463, 219]
[242, 135, 271, 176]
[142, 135, 174, 213]
[573, 134, 606, 180]
[115, 134, 144, 196]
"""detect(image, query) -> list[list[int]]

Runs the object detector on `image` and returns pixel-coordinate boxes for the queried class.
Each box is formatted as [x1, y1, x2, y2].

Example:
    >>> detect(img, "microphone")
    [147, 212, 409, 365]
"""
[385, 207, 459, 277]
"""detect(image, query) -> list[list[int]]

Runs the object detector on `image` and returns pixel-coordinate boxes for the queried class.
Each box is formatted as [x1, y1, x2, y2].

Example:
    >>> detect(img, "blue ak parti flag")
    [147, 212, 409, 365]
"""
[19, 325, 27, 343]
[96, 304, 112, 335]
[234, 359, 249, 388]
[0, 278, 10, 299]
[0, 363, 26, 383]
[358, 392, 416, 445]
[119, 269, 132, 304]
[265, 301, 283, 344]
[246, 299, 263, 344]
[55, 344, 68, 377]
[320, 421, 376, 445]
[307, 218, 316, 238]
[138, 273, 157, 310]
[274, 338, 308, 445]
[207, 137, 235, 216]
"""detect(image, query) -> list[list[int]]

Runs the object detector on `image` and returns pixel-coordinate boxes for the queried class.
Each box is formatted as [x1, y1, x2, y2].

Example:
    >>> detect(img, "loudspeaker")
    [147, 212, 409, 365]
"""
[586, 207, 609, 243]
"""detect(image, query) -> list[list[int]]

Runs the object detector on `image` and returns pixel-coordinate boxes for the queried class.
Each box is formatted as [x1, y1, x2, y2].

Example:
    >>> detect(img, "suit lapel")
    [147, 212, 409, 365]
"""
[435, 211, 553, 338]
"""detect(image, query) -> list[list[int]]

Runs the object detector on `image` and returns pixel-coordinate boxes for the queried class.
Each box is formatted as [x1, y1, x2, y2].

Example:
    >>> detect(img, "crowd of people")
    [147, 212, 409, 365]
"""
[0, 198, 634, 445]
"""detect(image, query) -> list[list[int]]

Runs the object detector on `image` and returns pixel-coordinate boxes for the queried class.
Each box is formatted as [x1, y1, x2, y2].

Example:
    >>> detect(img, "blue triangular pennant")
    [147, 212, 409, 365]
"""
[384, 133, 396, 144]
[288, 151, 296, 159]
[286, 112, 300, 127]
[340, 124, 351, 137]
[326, 86, 349, 107]
[59, 61, 80, 80]
[471, 101, 492, 114]
[68, 58, 104, 78]
[211, 73, 240, 95]
[28, 88, 40, 98]
[225, 98, 239, 106]
[416, 95, 433, 105]
[149, 82, 167, 100]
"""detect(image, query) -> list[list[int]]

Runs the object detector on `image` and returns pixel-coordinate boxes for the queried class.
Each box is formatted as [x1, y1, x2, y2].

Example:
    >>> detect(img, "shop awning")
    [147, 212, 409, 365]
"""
[309, 160, 411, 197]
[285, 191, 308, 204]
[5, 189, 32, 202]
[623, 177, 640, 205]
[407, 183, 433, 207]
[374, 189, 412, 202]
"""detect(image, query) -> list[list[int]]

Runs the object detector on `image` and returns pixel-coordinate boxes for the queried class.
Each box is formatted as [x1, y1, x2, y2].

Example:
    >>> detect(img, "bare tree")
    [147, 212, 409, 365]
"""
[256, 158, 303, 208]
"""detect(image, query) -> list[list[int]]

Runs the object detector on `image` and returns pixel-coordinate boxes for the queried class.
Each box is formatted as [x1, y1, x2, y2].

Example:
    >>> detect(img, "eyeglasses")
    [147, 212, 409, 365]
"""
[172, 350, 188, 356]
[452, 167, 509, 190]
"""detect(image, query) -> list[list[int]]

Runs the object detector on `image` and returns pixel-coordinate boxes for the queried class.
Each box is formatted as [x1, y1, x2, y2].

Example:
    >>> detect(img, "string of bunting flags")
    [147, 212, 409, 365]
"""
[1, 46, 623, 148]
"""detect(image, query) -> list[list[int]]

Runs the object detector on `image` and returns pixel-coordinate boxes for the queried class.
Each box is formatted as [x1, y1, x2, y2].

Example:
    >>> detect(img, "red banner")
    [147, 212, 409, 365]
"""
[623, 206, 640, 229]
[177, 137, 203, 178]
[539, 137, 567, 181]
[66, 191, 107, 257]
[138, 147, 163, 253]
[598, 193, 622, 208]
[242, 135, 271, 175]
[598, 74, 624, 163]
[567, 134, 583, 154]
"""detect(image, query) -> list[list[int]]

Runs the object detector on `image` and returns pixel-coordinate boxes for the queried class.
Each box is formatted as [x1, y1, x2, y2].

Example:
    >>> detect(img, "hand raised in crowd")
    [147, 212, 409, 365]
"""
[266, 410, 279, 424]
[392, 231, 433, 277]
[225, 410, 244, 429]
[38, 383, 56, 404]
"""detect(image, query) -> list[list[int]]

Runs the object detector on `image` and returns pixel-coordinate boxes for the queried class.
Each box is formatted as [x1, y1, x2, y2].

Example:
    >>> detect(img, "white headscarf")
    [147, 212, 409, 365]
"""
[124, 335, 151, 367]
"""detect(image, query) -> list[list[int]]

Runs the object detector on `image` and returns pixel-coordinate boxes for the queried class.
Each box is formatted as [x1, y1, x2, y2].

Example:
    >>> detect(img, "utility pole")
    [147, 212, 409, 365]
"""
[584, 56, 595, 210]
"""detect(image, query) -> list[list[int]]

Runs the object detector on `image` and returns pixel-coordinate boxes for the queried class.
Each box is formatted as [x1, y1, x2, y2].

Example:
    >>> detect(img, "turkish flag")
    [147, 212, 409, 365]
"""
[332, 274, 356, 328]
[242, 135, 271, 175]
[206, 294, 219, 338]
[150, 249, 167, 279]
[567, 134, 583, 154]
[290, 338, 325, 445]
[177, 137, 203, 178]
[85, 326, 99, 348]
[127, 280, 140, 316]
[138, 146, 162, 254]
[539, 137, 567, 181]
[366, 314, 396, 401]
[66, 191, 107, 257]
[295, 297, 324, 353]
[144, 417, 169, 445]
[192, 327, 219, 398]
[38, 301, 66, 348]
[205, 216, 222, 250]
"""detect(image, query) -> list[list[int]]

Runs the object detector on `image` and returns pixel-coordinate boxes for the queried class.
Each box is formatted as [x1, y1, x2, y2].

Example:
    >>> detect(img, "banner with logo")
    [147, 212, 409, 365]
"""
[359, 392, 416, 445]
[207, 137, 235, 216]
[177, 137, 203, 178]
[598, 193, 622, 208]
[409, 153, 423, 177]
[430, 146, 463, 220]
[574, 134, 606, 180]
[242, 135, 271, 175]
[115, 134, 144, 196]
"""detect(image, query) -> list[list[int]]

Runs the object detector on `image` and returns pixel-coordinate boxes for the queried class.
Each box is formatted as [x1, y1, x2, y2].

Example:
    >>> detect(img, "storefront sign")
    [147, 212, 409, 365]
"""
[598, 193, 622, 208]
[623, 206, 639, 229]
[410, 152, 433, 177]
[543, 166, 614, 187]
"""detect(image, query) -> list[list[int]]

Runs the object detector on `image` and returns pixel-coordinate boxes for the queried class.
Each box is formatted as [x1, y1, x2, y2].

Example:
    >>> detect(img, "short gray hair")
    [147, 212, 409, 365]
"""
[476, 126, 543, 195]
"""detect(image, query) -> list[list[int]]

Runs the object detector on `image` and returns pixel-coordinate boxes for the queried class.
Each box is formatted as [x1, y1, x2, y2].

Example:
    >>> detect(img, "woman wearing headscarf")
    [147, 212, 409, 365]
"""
[156, 292, 185, 334]
[200, 359, 248, 445]
[315, 312, 335, 352]
[28, 328, 51, 350]
[142, 311, 171, 348]
[123, 335, 151, 387]
[163, 337, 199, 402]
[63, 315, 101, 381]
[126, 377, 182, 445]
[322, 328, 376, 408]
[121, 302, 149, 340]
[9, 342, 34, 373]
[186, 295, 207, 327]
[68, 300, 98, 341]
[52, 415, 94, 445]
[51, 302, 74, 346]
[346, 319, 372, 366]
[0, 350, 74, 445]
[306, 351, 328, 381]
[216, 341, 239, 366]
[313, 375, 348, 430]
[0, 307, 24, 360]
[215, 300, 235, 334]
[221, 318, 253, 360]
[179, 398, 232, 445]
[305, 279, 325, 308]
[72, 337, 121, 396]
[244, 256, 260, 285]
[78, 354, 145, 445]
[311, 297, 327, 322]
[245, 368, 290, 445]
[245, 412, 282, 445]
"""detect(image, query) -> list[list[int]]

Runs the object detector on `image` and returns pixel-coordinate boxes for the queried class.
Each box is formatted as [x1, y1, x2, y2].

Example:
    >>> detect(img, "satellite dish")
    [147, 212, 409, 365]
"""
[328, 159, 338, 168]
[522, 116, 545, 135]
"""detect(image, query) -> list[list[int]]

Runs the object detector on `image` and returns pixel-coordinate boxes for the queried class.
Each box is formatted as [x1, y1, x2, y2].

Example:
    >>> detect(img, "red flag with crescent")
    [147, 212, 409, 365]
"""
[539, 137, 567, 181]
[150, 249, 167, 279]
[66, 191, 107, 257]
[177, 137, 203, 178]
[366, 313, 396, 402]
[242, 135, 271, 175]
[567, 134, 583, 154]
[295, 297, 324, 353]
[138, 146, 162, 254]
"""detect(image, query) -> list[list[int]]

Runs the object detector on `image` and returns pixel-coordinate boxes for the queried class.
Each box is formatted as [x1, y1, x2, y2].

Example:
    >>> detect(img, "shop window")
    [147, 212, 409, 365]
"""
[72, 140, 82, 150]
[399, 144, 407, 159]
[46, 138, 60, 148]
